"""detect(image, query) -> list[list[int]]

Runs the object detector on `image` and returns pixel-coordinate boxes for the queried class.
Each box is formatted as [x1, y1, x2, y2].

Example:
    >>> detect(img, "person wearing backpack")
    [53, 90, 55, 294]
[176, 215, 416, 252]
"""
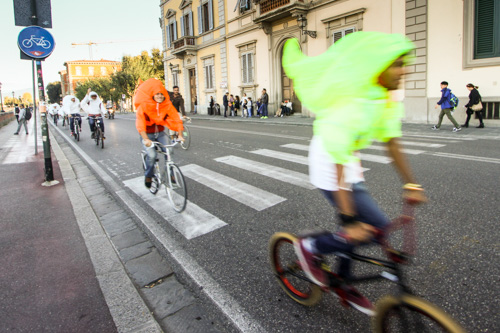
[14, 104, 20, 123]
[431, 81, 461, 132]
[14, 104, 29, 135]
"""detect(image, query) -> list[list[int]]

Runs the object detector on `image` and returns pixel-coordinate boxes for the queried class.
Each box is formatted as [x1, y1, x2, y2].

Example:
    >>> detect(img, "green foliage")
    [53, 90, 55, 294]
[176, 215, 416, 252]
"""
[73, 48, 164, 111]
[46, 81, 62, 104]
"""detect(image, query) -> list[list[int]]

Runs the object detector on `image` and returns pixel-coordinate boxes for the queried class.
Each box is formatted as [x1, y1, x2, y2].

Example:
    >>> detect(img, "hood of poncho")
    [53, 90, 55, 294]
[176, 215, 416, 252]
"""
[134, 78, 171, 109]
[282, 31, 414, 117]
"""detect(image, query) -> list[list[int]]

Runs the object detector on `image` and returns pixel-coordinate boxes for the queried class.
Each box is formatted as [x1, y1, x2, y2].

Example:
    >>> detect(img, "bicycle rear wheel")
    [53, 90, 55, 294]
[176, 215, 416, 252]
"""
[165, 164, 187, 213]
[269, 232, 322, 306]
[100, 132, 104, 149]
[75, 124, 80, 141]
[95, 128, 100, 146]
[180, 126, 191, 150]
[373, 295, 466, 333]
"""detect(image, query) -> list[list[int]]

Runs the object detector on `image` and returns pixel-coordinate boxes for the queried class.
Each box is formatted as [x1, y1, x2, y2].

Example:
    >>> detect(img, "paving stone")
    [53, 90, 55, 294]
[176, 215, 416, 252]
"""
[82, 185, 106, 196]
[100, 210, 129, 224]
[92, 201, 122, 216]
[141, 275, 195, 320]
[103, 218, 137, 237]
[125, 249, 173, 287]
[111, 228, 149, 250]
[160, 304, 221, 333]
[119, 241, 154, 262]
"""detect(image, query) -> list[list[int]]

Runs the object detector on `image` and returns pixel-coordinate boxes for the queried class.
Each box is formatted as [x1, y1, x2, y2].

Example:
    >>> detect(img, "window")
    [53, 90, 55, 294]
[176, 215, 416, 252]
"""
[101, 67, 107, 75]
[238, 0, 251, 13]
[75, 66, 82, 76]
[88, 66, 94, 76]
[172, 72, 179, 87]
[198, 0, 213, 34]
[474, 0, 500, 59]
[241, 53, 254, 84]
[205, 64, 214, 89]
[181, 12, 194, 37]
[332, 27, 356, 43]
[166, 20, 178, 48]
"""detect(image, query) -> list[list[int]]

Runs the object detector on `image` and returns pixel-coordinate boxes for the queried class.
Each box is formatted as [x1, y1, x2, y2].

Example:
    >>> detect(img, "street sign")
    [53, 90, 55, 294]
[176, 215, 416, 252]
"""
[18, 26, 55, 59]
[14, 0, 52, 28]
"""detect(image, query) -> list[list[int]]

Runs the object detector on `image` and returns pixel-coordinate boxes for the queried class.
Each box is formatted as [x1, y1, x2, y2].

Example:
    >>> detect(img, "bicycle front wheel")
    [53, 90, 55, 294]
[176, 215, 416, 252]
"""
[373, 295, 466, 333]
[165, 164, 187, 212]
[269, 232, 322, 306]
[180, 126, 191, 150]
[100, 133, 104, 149]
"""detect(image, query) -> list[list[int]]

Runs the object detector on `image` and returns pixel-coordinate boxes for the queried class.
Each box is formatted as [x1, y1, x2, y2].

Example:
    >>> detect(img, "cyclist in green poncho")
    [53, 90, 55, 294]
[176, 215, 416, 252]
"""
[282, 31, 427, 315]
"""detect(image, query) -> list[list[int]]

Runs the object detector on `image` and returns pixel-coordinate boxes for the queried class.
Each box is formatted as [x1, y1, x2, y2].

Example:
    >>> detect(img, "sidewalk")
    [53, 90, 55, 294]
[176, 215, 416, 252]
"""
[0, 120, 117, 332]
[0, 119, 161, 332]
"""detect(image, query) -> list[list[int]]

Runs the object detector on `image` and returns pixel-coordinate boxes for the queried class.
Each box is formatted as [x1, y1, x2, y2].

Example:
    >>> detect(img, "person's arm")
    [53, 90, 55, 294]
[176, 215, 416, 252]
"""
[435, 89, 448, 108]
[386, 138, 427, 203]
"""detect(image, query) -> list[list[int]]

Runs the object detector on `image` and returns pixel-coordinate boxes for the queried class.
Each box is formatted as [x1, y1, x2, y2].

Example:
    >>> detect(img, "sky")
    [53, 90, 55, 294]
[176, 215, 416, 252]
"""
[0, 0, 163, 99]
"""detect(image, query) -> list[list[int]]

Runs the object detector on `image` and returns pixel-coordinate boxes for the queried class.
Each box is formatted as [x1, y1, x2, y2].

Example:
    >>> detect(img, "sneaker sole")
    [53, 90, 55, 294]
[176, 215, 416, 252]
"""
[293, 241, 327, 288]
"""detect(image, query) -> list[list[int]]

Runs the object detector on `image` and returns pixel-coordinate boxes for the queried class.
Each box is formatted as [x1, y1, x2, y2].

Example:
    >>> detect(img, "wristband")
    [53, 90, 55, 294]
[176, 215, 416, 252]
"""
[403, 183, 423, 191]
[339, 213, 357, 225]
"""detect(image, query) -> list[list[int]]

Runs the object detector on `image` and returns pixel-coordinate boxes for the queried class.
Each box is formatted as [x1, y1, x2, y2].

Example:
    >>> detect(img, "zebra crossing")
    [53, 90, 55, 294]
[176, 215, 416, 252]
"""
[121, 136, 464, 240]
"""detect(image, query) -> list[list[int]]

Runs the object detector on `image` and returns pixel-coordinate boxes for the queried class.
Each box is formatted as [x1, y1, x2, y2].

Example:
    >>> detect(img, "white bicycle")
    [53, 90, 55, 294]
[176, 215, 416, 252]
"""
[22, 36, 51, 49]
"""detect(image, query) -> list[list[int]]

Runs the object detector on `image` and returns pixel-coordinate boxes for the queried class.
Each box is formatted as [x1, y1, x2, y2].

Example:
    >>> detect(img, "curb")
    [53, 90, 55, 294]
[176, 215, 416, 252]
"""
[48, 124, 226, 333]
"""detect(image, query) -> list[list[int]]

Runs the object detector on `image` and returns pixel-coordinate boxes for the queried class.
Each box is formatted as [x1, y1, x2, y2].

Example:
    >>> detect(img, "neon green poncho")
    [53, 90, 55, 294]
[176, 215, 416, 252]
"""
[282, 31, 414, 164]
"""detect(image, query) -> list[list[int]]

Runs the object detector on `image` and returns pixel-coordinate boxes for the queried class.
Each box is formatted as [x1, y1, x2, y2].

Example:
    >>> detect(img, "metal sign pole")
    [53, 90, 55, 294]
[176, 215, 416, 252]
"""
[36, 61, 54, 182]
[32, 59, 38, 155]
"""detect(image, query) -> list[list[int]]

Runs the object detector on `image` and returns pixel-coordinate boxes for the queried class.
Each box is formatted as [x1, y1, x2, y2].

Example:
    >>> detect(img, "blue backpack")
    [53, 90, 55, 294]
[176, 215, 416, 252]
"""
[449, 92, 459, 109]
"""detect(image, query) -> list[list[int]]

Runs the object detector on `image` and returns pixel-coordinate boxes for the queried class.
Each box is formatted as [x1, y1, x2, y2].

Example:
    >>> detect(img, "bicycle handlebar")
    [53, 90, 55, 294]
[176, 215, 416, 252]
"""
[150, 140, 180, 149]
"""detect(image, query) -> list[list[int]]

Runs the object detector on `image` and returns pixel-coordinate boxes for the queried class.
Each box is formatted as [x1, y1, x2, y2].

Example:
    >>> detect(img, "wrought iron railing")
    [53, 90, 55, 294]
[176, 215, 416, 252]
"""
[173, 37, 195, 50]
[259, 0, 290, 14]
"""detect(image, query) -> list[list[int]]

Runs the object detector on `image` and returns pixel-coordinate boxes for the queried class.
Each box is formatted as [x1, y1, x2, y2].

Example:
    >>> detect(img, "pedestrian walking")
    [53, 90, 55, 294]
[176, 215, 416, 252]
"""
[14, 104, 20, 123]
[234, 95, 241, 117]
[193, 96, 198, 114]
[247, 97, 253, 117]
[431, 81, 461, 132]
[209, 96, 215, 115]
[462, 83, 485, 128]
[171, 86, 186, 118]
[261, 89, 269, 119]
[223, 92, 229, 117]
[229, 94, 235, 116]
[241, 93, 248, 117]
[14, 104, 29, 135]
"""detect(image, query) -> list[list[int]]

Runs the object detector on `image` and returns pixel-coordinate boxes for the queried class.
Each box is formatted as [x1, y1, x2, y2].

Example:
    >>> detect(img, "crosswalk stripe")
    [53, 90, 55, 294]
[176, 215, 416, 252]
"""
[281, 143, 425, 155]
[123, 176, 227, 240]
[251, 149, 308, 165]
[357, 153, 392, 164]
[214, 155, 316, 190]
[181, 164, 286, 211]
[399, 140, 445, 148]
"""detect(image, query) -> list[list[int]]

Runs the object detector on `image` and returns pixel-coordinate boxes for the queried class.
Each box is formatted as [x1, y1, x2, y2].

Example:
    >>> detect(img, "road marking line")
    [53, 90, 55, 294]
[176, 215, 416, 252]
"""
[399, 140, 445, 148]
[50, 123, 265, 332]
[181, 164, 286, 210]
[251, 149, 308, 165]
[281, 143, 425, 155]
[214, 155, 316, 190]
[429, 152, 500, 164]
[123, 176, 227, 239]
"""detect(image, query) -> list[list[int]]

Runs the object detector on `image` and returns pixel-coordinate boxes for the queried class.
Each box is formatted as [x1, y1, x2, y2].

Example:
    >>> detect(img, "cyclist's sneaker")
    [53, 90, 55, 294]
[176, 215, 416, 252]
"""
[71, 132, 74, 136]
[145, 177, 152, 188]
[293, 238, 327, 287]
[452, 127, 461, 132]
[431, 125, 439, 130]
[340, 285, 375, 316]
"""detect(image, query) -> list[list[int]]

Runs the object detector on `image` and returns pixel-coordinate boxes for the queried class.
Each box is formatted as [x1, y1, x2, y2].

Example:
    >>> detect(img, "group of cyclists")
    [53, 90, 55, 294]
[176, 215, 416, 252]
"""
[49, 88, 108, 140]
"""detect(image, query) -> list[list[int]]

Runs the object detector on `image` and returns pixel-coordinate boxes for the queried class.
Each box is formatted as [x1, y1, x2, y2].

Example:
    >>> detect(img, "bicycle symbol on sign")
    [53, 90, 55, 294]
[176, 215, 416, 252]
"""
[22, 35, 51, 49]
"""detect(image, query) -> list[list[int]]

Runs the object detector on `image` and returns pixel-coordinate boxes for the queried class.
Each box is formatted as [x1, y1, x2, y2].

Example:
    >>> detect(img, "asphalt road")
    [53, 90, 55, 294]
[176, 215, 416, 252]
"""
[53, 114, 499, 332]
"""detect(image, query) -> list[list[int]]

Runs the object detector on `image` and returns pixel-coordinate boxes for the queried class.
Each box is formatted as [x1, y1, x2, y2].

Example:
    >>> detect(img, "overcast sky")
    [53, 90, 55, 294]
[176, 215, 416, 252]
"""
[0, 0, 163, 98]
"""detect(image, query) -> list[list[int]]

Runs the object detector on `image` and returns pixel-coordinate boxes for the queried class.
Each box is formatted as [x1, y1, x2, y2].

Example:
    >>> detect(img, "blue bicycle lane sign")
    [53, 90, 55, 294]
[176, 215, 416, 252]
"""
[18, 26, 55, 59]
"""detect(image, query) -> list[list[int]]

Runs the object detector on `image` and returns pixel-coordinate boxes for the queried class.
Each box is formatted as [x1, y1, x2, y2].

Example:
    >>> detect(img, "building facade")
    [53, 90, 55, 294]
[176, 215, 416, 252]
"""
[160, 0, 500, 125]
[58, 60, 122, 96]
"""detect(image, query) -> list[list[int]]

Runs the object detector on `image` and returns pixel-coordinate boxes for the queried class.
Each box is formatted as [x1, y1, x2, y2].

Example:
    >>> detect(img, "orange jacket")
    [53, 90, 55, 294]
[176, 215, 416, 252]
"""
[135, 78, 183, 133]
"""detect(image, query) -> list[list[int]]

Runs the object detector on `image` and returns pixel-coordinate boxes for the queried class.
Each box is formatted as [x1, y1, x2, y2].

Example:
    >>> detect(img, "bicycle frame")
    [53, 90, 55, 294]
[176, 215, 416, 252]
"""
[142, 141, 179, 185]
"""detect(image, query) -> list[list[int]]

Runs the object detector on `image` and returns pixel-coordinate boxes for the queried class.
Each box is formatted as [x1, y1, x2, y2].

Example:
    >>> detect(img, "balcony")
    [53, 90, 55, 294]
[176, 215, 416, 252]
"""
[171, 36, 196, 57]
[254, 0, 308, 24]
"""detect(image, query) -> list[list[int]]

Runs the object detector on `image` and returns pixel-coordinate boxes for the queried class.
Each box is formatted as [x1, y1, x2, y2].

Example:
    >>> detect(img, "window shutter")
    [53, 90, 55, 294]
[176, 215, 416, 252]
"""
[208, 0, 214, 30]
[344, 27, 356, 36]
[333, 31, 343, 43]
[173, 21, 178, 40]
[247, 53, 253, 83]
[242, 54, 248, 83]
[198, 6, 203, 34]
[166, 24, 171, 47]
[474, 0, 496, 58]
[189, 12, 194, 36]
[205, 66, 209, 88]
[180, 18, 185, 37]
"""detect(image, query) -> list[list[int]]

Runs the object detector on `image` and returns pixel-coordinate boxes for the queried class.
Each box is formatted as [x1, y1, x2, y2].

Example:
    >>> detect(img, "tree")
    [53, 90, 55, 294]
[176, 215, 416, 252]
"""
[22, 92, 33, 104]
[46, 81, 62, 104]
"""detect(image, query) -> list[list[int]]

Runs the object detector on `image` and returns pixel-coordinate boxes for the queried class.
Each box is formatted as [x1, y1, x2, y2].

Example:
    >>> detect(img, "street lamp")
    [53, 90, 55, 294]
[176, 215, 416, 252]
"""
[12, 91, 15, 107]
[297, 15, 317, 39]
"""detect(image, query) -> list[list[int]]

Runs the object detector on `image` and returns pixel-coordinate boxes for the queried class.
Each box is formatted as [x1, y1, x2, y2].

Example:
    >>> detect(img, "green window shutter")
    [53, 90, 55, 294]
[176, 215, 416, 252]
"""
[474, 0, 500, 59]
